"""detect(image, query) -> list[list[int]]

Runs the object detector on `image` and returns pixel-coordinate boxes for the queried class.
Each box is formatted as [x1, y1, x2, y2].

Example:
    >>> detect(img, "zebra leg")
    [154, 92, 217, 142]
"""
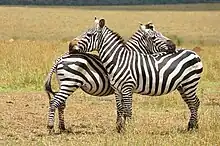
[178, 86, 200, 131]
[116, 87, 133, 133]
[47, 84, 77, 134]
[47, 99, 56, 134]
[122, 92, 133, 119]
[115, 92, 125, 133]
[58, 103, 66, 132]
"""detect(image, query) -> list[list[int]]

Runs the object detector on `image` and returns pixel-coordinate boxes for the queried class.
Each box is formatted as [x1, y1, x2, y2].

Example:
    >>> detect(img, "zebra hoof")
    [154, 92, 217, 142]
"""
[47, 125, 55, 134]
[116, 119, 125, 133]
[48, 128, 55, 135]
[116, 124, 125, 133]
[187, 121, 198, 131]
[59, 128, 72, 134]
[59, 125, 66, 133]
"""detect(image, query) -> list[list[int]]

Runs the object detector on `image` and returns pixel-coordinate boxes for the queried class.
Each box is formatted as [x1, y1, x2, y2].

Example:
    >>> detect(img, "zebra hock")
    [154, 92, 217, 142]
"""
[73, 17, 203, 133]
[45, 22, 176, 133]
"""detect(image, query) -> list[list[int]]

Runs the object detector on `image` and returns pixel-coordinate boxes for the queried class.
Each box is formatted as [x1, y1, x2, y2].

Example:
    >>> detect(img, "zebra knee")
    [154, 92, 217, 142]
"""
[53, 98, 65, 109]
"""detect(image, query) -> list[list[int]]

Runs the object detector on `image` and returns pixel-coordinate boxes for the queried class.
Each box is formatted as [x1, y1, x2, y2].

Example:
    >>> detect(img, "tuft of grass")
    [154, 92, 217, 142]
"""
[168, 34, 184, 46]
[0, 40, 68, 91]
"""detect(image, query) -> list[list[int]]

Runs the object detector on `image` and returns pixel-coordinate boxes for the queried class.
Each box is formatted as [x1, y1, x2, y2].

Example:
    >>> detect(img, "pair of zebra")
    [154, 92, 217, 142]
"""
[45, 18, 203, 133]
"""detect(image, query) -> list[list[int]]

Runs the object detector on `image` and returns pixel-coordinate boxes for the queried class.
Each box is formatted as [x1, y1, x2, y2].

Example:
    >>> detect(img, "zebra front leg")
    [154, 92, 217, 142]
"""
[115, 92, 125, 133]
[58, 103, 66, 133]
[178, 87, 200, 131]
[122, 95, 132, 120]
[117, 88, 133, 133]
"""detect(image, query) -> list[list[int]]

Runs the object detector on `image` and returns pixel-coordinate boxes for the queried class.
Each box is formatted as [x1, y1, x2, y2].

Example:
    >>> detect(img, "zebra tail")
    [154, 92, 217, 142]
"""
[44, 64, 57, 101]
[44, 74, 55, 101]
[44, 53, 67, 101]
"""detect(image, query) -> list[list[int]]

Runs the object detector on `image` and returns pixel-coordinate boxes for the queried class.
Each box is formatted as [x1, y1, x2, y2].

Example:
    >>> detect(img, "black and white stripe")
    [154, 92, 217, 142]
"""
[45, 22, 174, 132]
[73, 18, 203, 132]
[45, 52, 114, 132]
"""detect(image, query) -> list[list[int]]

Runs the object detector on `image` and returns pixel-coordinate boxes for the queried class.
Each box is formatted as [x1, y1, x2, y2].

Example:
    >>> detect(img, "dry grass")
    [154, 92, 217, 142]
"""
[0, 89, 220, 145]
[0, 4, 220, 145]
[0, 4, 220, 45]
[0, 40, 67, 91]
[1, 41, 219, 91]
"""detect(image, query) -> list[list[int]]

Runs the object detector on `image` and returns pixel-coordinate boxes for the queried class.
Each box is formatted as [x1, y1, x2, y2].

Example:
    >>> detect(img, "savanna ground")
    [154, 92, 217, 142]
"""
[0, 3, 220, 145]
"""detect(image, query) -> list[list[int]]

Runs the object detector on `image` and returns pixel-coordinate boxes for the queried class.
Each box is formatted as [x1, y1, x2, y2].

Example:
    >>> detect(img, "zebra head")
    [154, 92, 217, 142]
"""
[139, 23, 176, 53]
[73, 17, 105, 53]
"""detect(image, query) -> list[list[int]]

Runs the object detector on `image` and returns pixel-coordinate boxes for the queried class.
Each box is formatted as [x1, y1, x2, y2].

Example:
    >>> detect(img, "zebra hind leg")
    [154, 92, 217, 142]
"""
[56, 84, 78, 133]
[178, 86, 200, 131]
[47, 99, 56, 134]
[47, 85, 76, 134]
[58, 103, 66, 133]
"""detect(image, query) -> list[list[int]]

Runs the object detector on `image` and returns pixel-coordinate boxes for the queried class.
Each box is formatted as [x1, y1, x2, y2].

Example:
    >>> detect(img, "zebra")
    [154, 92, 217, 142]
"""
[45, 52, 114, 133]
[125, 22, 176, 54]
[72, 17, 203, 133]
[45, 22, 175, 133]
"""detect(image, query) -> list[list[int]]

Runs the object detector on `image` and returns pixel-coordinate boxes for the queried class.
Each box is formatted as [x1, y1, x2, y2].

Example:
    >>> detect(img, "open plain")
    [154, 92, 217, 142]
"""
[0, 4, 220, 145]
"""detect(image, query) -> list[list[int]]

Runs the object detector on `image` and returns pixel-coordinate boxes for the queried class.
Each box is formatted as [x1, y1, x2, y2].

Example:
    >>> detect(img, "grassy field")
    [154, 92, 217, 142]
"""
[0, 3, 220, 145]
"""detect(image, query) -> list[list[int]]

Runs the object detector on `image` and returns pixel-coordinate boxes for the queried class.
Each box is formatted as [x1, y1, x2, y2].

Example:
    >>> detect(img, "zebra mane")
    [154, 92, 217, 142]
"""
[127, 29, 143, 41]
[104, 26, 125, 44]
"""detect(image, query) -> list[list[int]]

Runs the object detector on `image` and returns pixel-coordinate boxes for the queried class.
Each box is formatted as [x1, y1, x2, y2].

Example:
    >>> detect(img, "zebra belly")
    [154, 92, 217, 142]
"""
[134, 77, 179, 96]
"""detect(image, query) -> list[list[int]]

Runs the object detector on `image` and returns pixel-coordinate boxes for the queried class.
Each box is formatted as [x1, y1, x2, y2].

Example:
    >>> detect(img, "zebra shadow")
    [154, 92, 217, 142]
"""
[147, 127, 190, 136]
[59, 123, 107, 135]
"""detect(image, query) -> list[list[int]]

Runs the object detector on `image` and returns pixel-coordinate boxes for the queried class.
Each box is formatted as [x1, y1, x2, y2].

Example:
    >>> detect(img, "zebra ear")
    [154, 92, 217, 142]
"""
[95, 16, 99, 24]
[138, 22, 143, 25]
[139, 24, 146, 31]
[146, 22, 155, 30]
[99, 19, 105, 28]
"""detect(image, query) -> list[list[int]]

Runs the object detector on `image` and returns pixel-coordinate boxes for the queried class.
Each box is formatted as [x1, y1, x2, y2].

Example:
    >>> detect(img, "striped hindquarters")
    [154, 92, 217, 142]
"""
[56, 53, 114, 96]
[131, 49, 203, 95]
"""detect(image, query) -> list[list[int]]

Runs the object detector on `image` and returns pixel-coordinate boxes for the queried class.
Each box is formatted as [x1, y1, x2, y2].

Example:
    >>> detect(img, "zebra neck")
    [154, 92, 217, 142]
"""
[126, 30, 151, 55]
[97, 27, 128, 74]
[99, 38, 125, 65]
[125, 40, 151, 55]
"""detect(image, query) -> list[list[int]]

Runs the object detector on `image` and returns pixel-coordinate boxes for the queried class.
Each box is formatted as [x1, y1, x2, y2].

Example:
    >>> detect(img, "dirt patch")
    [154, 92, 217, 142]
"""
[192, 46, 203, 54]
[0, 91, 220, 145]
[0, 91, 115, 145]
